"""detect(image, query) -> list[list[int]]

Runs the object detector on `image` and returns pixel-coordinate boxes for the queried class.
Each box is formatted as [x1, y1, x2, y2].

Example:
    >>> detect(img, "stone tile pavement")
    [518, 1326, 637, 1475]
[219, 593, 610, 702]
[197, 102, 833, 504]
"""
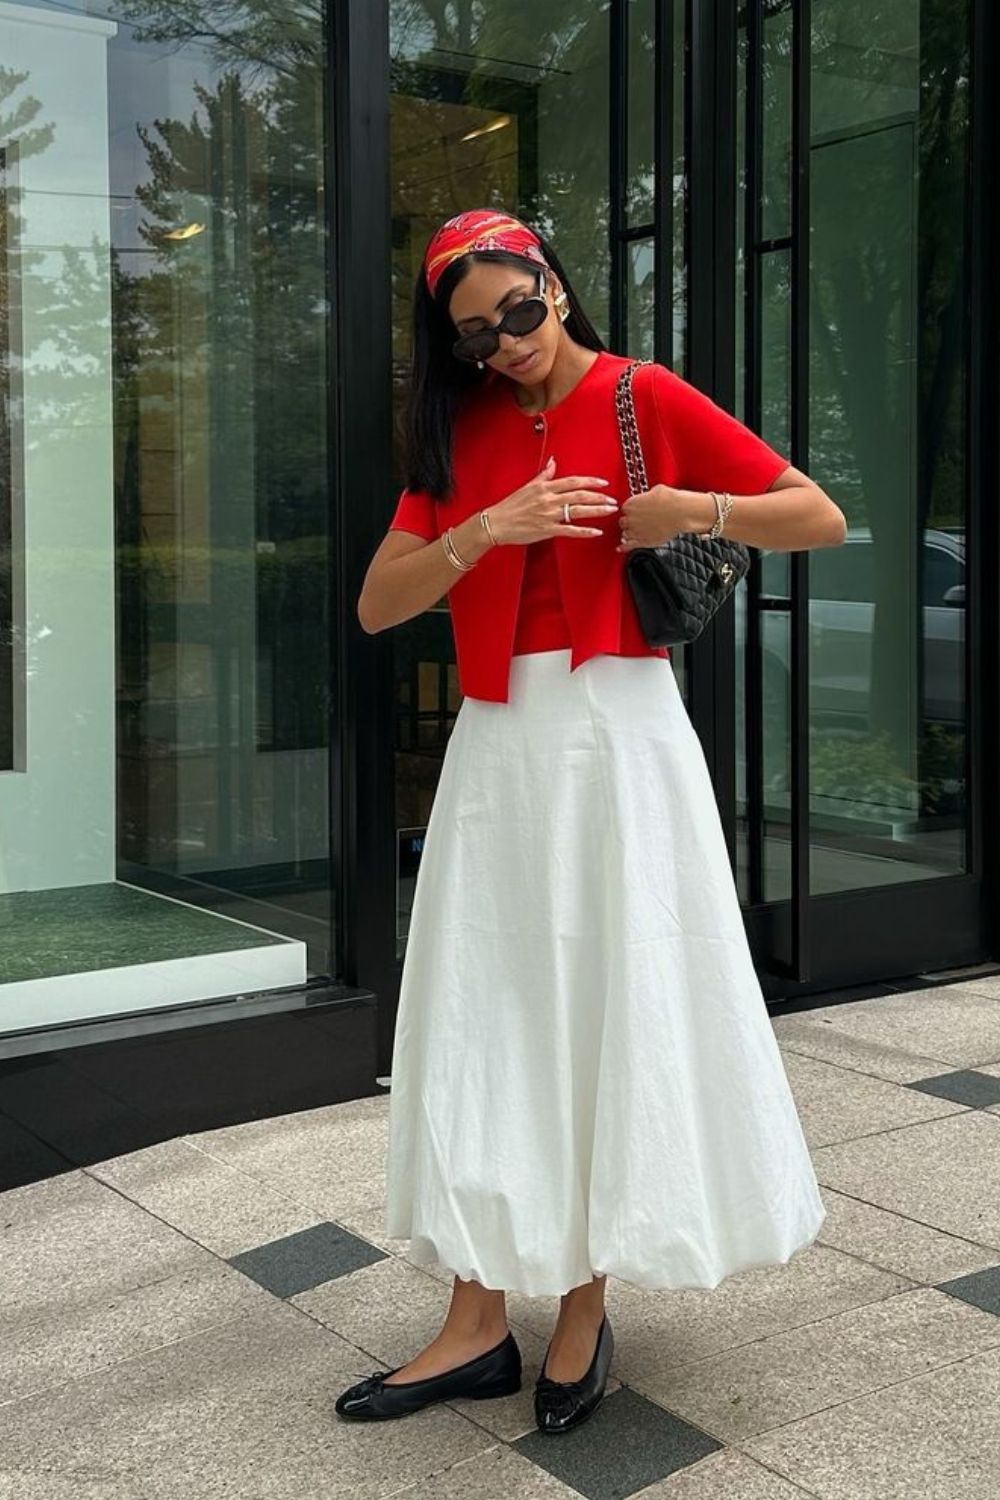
[3, 977, 1000, 1498]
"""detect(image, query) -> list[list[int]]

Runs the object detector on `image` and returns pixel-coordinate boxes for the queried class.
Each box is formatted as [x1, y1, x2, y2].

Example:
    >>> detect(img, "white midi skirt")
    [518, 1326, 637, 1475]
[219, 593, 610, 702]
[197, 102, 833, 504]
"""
[383, 647, 826, 1298]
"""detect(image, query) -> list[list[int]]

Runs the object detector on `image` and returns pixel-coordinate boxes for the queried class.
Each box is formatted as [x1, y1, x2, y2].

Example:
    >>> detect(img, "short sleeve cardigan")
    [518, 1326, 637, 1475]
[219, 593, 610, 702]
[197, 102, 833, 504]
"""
[389, 350, 789, 703]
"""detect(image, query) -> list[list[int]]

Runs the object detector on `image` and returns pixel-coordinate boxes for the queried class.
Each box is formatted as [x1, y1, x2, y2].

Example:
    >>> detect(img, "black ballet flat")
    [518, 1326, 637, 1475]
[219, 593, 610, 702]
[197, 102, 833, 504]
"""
[534, 1313, 614, 1434]
[334, 1329, 522, 1421]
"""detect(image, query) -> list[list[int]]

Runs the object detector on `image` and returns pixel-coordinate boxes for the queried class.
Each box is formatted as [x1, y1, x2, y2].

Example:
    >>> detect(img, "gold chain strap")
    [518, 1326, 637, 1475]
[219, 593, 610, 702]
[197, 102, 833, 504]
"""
[615, 359, 653, 497]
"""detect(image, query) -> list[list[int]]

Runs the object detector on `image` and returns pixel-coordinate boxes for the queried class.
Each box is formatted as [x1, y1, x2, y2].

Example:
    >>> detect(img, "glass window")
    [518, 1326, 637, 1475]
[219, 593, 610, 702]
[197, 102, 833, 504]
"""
[389, 3, 614, 954]
[922, 539, 963, 607]
[738, 0, 972, 905]
[626, 0, 655, 227]
[626, 238, 655, 358]
[807, 0, 970, 889]
[0, 0, 332, 1032]
[810, 539, 875, 604]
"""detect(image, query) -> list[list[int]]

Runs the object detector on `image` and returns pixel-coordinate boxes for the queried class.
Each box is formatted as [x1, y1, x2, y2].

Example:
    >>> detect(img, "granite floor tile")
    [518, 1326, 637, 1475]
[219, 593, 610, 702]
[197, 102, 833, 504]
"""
[0, 1258, 271, 1408]
[812, 1110, 1000, 1249]
[630, 1285, 1000, 1444]
[185, 1100, 390, 1221]
[741, 1343, 1000, 1499]
[1, 1171, 207, 1325]
[943, 973, 1000, 1008]
[777, 1049, 967, 1149]
[87, 1138, 325, 1257]
[0, 1297, 493, 1500]
[229, 1220, 387, 1296]
[332, 1201, 419, 1259]
[635, 1447, 820, 1496]
[772, 1014, 955, 1085]
[385, 1444, 581, 1498]
[774, 986, 1000, 1072]
[813, 1186, 1000, 1285]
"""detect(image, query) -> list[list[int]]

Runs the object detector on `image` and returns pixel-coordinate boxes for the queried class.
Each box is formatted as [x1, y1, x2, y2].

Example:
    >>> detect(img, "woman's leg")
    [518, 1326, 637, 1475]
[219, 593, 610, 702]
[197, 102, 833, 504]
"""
[382, 1274, 510, 1385]
[541, 1273, 608, 1383]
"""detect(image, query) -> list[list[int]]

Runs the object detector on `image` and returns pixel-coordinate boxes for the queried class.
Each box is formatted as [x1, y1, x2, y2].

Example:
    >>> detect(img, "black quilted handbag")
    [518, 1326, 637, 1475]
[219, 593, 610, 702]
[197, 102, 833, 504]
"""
[616, 358, 751, 646]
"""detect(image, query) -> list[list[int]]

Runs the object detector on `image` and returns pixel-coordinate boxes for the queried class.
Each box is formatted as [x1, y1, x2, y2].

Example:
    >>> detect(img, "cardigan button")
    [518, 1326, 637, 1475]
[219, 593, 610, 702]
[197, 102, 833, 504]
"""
[533, 416, 545, 434]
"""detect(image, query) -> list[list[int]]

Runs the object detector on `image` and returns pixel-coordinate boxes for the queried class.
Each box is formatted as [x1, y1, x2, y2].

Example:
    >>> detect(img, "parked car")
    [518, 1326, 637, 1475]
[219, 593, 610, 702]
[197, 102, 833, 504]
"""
[735, 525, 965, 734]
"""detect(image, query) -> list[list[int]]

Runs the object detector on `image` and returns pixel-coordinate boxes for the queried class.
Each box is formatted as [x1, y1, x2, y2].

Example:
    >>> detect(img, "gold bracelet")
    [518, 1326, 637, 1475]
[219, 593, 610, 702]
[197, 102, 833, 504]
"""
[441, 526, 476, 571]
[698, 491, 720, 537]
[706, 490, 734, 539]
[480, 508, 499, 546]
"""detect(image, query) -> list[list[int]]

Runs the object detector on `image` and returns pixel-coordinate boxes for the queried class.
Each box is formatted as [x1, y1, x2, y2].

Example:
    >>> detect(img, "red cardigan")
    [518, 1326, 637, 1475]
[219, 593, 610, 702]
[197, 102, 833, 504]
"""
[389, 350, 789, 703]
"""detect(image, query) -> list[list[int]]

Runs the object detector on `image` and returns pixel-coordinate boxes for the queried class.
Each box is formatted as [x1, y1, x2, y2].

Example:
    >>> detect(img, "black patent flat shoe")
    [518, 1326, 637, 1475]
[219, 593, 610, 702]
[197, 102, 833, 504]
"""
[334, 1329, 522, 1421]
[534, 1313, 614, 1434]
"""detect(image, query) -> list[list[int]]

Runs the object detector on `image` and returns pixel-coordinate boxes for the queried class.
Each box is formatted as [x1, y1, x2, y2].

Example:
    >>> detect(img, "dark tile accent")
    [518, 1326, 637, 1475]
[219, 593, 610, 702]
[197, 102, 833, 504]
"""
[513, 1386, 722, 1500]
[228, 1222, 387, 1297]
[906, 1069, 1000, 1109]
[936, 1264, 1000, 1316]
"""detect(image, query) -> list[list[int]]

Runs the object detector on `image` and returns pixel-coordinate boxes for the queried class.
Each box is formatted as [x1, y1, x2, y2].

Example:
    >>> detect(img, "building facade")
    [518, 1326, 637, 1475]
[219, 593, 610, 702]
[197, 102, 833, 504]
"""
[1, 0, 998, 1184]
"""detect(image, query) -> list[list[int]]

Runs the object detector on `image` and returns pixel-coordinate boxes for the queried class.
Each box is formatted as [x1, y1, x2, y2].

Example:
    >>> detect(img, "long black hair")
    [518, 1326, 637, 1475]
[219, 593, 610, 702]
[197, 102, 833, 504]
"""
[403, 228, 607, 499]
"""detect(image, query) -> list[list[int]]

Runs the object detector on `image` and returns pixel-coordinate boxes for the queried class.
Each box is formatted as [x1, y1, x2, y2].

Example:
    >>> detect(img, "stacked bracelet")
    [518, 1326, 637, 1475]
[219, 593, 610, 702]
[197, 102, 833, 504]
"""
[441, 527, 475, 571]
[705, 491, 735, 539]
[440, 509, 500, 572]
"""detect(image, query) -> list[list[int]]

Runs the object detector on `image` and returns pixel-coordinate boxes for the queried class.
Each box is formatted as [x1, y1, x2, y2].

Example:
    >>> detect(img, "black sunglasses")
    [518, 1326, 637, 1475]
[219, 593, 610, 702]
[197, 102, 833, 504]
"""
[452, 268, 551, 363]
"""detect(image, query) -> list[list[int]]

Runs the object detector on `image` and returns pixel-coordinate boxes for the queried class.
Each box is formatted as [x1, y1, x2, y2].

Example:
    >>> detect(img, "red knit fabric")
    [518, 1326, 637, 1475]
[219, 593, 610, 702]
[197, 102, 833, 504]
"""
[388, 352, 790, 702]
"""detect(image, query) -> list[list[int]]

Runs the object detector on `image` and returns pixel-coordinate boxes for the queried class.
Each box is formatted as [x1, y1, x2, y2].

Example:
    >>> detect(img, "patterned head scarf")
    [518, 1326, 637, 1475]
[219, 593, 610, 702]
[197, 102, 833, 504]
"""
[422, 209, 548, 298]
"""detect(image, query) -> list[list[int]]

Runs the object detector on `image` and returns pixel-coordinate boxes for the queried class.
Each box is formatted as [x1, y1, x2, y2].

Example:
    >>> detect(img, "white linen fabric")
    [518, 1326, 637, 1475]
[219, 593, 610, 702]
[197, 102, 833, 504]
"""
[384, 647, 826, 1297]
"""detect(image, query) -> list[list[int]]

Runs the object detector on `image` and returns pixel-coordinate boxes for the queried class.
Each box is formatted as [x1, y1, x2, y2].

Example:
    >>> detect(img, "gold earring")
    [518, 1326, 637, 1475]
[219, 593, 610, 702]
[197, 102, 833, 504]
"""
[555, 290, 569, 322]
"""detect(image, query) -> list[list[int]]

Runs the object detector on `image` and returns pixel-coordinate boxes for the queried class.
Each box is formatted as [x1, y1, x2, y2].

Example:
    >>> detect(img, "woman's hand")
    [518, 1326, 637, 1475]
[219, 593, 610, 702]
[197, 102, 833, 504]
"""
[616, 484, 693, 552]
[483, 456, 621, 543]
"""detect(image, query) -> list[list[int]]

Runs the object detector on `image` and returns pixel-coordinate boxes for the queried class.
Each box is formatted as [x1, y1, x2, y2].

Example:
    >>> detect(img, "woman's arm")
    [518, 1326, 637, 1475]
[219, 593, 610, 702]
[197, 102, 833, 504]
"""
[675, 464, 846, 551]
[357, 511, 493, 634]
[638, 366, 847, 553]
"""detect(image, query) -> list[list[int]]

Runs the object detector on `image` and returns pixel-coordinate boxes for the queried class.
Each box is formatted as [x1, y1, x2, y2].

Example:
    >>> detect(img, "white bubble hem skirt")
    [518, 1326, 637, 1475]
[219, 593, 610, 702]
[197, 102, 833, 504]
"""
[384, 648, 826, 1297]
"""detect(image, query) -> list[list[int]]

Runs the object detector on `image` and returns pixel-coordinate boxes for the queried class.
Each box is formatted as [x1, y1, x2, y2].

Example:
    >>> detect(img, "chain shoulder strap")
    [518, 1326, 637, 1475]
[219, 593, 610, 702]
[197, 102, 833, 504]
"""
[614, 358, 653, 496]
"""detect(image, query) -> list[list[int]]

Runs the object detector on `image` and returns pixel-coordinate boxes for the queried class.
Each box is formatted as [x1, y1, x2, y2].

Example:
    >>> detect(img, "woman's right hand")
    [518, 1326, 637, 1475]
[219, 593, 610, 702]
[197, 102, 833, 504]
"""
[482, 456, 621, 543]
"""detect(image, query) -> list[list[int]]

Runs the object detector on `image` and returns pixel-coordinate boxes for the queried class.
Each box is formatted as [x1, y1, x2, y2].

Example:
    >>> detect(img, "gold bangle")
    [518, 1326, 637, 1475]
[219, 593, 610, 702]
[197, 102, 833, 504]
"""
[699, 491, 721, 537]
[441, 527, 476, 571]
[480, 508, 500, 546]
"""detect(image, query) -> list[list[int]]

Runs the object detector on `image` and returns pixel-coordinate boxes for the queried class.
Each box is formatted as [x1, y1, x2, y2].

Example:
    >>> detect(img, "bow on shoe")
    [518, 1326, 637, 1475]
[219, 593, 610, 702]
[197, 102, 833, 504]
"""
[535, 1374, 588, 1395]
[535, 1377, 585, 1422]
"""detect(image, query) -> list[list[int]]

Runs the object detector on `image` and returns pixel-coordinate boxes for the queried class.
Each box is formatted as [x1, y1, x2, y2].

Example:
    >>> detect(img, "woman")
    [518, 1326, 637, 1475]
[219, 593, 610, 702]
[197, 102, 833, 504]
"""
[339, 209, 845, 1432]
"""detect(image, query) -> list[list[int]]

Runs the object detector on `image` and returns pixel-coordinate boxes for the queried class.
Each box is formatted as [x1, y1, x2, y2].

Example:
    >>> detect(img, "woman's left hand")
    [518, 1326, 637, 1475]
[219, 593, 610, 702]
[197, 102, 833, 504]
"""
[615, 484, 691, 552]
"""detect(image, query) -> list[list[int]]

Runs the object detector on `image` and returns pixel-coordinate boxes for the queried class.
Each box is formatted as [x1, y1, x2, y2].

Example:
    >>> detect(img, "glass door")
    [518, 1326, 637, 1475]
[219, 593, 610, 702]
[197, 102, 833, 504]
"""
[734, 0, 979, 988]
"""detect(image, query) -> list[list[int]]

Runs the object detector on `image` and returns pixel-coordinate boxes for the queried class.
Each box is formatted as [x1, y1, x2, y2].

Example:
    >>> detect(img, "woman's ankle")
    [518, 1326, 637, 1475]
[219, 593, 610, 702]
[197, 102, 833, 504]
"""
[443, 1278, 508, 1340]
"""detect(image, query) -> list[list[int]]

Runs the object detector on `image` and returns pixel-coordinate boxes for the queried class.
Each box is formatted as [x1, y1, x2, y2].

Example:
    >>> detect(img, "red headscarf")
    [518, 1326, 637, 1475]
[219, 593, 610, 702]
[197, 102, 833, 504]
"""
[422, 209, 548, 298]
